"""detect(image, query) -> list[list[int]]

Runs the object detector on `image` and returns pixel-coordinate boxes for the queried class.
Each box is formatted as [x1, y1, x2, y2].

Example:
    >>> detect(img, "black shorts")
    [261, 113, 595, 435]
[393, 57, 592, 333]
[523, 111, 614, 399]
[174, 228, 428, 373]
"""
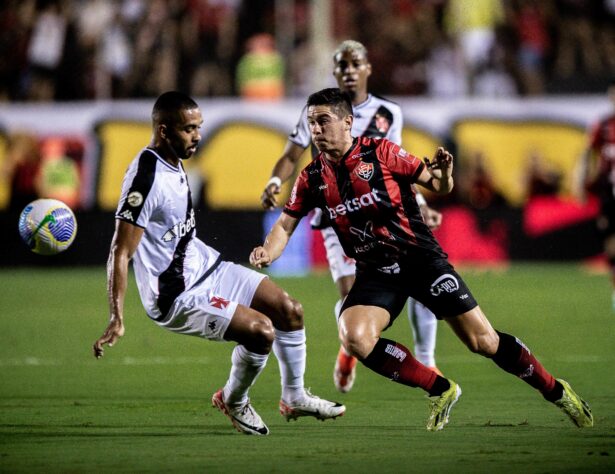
[599, 200, 615, 238]
[340, 258, 478, 325]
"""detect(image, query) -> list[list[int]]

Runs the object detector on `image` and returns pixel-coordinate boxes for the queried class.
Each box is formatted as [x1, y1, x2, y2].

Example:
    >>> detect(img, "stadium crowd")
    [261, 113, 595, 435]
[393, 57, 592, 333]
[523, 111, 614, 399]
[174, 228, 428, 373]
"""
[1, 0, 614, 102]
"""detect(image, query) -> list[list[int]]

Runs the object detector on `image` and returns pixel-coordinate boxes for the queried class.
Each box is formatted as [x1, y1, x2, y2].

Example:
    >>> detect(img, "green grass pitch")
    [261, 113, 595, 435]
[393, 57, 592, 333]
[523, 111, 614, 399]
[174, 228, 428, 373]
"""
[0, 264, 614, 473]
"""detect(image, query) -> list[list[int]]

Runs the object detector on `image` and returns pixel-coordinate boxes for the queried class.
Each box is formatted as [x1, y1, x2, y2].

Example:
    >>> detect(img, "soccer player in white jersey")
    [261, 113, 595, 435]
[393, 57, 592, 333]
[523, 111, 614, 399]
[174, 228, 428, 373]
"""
[93, 91, 345, 436]
[261, 40, 442, 393]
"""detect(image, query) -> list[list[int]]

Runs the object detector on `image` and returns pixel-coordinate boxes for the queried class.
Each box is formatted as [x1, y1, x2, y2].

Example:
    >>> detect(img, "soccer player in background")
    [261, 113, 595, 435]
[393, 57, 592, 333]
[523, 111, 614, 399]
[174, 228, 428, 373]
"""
[93, 91, 345, 436]
[579, 77, 615, 311]
[251, 88, 593, 431]
[260, 40, 442, 393]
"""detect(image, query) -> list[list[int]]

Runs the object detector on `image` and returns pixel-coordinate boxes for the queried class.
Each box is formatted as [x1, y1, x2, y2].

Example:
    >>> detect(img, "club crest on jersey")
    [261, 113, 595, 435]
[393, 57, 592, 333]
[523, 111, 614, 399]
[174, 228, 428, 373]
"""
[355, 162, 374, 181]
[430, 274, 460, 296]
[161, 209, 196, 242]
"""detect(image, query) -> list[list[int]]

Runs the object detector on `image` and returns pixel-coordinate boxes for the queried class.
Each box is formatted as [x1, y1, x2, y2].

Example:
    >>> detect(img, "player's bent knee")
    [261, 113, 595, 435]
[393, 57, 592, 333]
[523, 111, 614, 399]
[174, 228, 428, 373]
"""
[467, 332, 499, 356]
[279, 297, 304, 330]
[250, 317, 275, 351]
[341, 333, 375, 360]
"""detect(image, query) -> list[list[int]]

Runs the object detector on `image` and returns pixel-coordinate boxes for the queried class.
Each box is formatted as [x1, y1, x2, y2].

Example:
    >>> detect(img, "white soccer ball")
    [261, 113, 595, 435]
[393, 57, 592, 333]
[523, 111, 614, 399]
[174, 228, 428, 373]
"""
[18, 199, 78, 255]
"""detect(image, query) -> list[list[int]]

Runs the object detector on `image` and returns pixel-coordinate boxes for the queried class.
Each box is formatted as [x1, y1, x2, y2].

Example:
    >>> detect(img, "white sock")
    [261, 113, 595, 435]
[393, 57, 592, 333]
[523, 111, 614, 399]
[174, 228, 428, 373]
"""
[408, 298, 438, 367]
[223, 345, 269, 407]
[273, 328, 306, 403]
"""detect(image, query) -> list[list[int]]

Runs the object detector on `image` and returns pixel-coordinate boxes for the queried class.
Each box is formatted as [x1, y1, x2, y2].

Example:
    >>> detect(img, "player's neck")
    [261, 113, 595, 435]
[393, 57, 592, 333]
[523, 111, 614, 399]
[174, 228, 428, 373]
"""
[149, 142, 180, 167]
[351, 90, 369, 106]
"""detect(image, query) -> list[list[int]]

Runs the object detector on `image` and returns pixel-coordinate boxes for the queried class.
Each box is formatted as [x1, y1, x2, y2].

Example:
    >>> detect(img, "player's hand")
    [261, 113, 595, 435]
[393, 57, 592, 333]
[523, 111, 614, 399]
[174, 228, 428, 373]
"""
[424, 147, 454, 180]
[420, 204, 443, 230]
[261, 183, 281, 210]
[93, 318, 125, 359]
[249, 246, 272, 268]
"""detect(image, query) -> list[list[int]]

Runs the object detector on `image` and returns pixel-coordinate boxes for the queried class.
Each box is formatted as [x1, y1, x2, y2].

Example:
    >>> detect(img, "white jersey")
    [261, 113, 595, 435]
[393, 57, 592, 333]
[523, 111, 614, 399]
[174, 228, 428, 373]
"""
[289, 93, 403, 148]
[116, 148, 221, 320]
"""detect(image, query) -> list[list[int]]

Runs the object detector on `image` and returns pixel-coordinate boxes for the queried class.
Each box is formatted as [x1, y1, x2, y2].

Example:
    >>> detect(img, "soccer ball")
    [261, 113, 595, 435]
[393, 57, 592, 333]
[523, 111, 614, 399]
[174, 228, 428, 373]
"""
[18, 199, 78, 255]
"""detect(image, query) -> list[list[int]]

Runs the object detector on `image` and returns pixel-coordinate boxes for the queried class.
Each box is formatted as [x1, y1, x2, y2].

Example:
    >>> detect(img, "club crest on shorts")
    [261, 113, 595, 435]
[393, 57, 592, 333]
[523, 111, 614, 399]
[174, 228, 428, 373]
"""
[430, 274, 460, 296]
[355, 161, 374, 181]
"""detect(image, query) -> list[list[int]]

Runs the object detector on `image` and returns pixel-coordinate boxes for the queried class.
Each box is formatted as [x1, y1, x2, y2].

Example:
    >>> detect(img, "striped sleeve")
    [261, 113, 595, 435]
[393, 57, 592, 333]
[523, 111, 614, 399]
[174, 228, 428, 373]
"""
[116, 149, 158, 228]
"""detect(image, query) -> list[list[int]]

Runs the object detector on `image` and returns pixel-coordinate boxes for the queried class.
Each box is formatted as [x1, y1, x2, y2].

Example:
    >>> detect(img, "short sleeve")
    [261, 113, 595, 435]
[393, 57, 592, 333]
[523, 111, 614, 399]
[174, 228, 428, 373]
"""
[283, 169, 315, 218]
[380, 140, 425, 183]
[288, 105, 312, 149]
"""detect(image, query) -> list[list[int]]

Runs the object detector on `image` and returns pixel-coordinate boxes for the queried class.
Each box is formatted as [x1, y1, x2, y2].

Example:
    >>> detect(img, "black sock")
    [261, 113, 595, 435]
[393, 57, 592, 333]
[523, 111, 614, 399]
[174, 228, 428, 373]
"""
[428, 376, 451, 397]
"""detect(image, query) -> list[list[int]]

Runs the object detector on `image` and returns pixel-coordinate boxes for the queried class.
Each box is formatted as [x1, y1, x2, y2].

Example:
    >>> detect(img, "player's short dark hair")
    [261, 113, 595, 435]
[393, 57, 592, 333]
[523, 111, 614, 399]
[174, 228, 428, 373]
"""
[152, 91, 198, 124]
[307, 88, 353, 119]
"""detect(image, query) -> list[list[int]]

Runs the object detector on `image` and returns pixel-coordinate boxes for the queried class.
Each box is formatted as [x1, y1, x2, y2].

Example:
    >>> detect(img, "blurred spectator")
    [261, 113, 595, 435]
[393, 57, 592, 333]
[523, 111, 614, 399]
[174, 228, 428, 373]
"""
[0, 1, 33, 101]
[552, 0, 601, 79]
[524, 151, 562, 198]
[188, 0, 239, 97]
[473, 43, 518, 97]
[25, 0, 68, 101]
[236, 33, 284, 100]
[458, 151, 508, 210]
[35, 137, 80, 209]
[443, 0, 505, 95]
[2, 132, 41, 211]
[509, 0, 552, 95]
[425, 34, 468, 98]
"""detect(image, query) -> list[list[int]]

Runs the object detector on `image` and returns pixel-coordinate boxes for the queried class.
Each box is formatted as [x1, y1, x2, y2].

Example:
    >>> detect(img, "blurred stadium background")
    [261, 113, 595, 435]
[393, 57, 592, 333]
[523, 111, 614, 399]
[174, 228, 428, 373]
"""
[0, 0, 613, 270]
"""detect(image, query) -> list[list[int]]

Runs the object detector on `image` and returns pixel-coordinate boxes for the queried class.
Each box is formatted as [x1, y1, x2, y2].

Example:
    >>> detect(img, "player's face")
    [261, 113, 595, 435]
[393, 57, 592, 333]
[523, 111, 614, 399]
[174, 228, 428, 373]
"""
[333, 50, 371, 100]
[307, 105, 352, 155]
[164, 107, 203, 160]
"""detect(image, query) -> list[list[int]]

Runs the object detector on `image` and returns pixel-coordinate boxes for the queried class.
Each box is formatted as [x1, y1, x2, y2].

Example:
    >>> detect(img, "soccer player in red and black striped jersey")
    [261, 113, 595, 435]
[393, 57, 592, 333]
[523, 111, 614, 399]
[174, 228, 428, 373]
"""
[580, 77, 615, 310]
[251, 88, 593, 431]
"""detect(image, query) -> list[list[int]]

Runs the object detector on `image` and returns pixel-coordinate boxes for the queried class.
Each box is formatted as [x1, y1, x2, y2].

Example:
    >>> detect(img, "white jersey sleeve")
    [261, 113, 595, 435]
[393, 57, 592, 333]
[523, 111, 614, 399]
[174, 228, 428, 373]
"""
[287, 105, 311, 149]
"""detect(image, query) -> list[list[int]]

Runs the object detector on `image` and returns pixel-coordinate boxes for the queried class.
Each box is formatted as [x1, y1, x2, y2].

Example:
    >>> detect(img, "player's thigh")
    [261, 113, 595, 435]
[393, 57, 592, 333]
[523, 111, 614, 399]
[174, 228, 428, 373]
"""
[340, 269, 406, 329]
[250, 277, 303, 331]
[444, 305, 498, 356]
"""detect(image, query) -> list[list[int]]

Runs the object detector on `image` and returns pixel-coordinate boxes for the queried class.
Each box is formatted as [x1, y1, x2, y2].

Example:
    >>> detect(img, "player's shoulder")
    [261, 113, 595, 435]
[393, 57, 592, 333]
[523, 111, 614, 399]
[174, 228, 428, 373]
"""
[369, 93, 402, 112]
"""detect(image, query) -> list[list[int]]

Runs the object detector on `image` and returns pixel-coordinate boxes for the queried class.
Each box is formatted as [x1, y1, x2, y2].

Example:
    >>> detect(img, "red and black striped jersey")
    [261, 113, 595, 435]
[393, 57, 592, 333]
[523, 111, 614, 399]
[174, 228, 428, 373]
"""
[588, 113, 615, 200]
[284, 136, 447, 267]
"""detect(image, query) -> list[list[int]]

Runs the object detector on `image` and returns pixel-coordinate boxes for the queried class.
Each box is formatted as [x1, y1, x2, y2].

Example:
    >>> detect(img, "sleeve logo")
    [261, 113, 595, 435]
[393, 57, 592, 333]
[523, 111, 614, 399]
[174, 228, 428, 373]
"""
[127, 191, 144, 207]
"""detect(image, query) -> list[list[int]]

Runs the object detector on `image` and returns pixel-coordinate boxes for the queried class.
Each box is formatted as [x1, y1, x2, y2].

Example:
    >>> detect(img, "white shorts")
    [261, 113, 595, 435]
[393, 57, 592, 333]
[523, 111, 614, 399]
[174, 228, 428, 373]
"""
[321, 227, 356, 283]
[157, 260, 267, 342]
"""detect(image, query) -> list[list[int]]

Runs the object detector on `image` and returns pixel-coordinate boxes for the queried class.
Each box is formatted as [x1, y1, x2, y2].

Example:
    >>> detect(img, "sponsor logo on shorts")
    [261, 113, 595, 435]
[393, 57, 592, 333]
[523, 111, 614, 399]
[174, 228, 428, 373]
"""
[430, 274, 460, 296]
[208, 320, 217, 331]
[209, 295, 230, 309]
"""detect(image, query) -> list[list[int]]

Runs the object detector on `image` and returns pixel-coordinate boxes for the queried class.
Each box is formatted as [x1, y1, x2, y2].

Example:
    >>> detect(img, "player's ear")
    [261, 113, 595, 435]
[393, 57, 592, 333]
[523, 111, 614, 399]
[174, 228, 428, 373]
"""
[345, 115, 353, 131]
[158, 124, 167, 139]
[365, 62, 372, 78]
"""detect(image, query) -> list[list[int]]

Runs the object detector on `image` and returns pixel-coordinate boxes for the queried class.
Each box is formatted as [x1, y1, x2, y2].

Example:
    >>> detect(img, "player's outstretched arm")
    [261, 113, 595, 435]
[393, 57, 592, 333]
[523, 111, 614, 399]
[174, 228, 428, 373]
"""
[417, 147, 454, 195]
[93, 220, 143, 359]
[261, 142, 306, 210]
[250, 212, 300, 268]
